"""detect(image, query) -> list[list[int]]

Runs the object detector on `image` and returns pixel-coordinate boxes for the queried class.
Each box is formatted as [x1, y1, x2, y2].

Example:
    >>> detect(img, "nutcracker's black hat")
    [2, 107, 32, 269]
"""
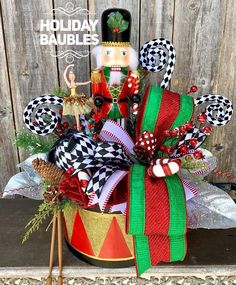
[101, 8, 131, 46]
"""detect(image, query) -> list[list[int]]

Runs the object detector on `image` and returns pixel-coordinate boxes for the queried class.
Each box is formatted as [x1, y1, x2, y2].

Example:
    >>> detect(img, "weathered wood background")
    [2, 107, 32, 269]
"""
[0, 0, 235, 192]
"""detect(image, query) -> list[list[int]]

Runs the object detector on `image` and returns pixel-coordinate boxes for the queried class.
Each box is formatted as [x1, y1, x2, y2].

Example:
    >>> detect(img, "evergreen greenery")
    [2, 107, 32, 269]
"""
[15, 129, 56, 155]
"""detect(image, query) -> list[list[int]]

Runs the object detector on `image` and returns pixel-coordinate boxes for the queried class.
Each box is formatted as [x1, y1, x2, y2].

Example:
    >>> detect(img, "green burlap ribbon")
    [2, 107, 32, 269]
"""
[128, 85, 193, 275]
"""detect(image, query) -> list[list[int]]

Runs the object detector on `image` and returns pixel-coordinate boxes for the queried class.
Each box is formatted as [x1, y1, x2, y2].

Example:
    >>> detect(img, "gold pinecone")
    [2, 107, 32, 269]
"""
[43, 185, 64, 205]
[32, 158, 64, 184]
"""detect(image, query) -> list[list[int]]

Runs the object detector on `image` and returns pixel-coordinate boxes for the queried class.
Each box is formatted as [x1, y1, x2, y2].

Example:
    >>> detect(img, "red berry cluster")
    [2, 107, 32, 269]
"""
[187, 85, 198, 94]
[196, 112, 213, 136]
[56, 121, 74, 137]
[160, 120, 208, 159]
[113, 28, 119, 33]
[160, 121, 195, 156]
[55, 109, 83, 137]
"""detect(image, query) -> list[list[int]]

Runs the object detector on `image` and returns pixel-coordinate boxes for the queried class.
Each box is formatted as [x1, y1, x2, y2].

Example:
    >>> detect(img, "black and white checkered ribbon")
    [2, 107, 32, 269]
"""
[23, 95, 63, 135]
[50, 132, 132, 197]
[139, 38, 176, 88]
[194, 95, 233, 126]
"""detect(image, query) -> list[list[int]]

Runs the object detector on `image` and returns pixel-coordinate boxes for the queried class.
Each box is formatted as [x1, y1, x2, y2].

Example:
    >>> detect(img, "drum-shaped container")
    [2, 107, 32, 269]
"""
[63, 204, 134, 268]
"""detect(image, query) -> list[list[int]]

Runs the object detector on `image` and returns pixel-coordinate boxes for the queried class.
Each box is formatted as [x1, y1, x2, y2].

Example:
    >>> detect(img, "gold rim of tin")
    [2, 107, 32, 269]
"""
[67, 238, 134, 261]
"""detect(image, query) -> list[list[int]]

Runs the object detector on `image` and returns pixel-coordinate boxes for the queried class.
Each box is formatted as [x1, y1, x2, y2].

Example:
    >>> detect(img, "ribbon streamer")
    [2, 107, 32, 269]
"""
[23, 95, 63, 135]
[194, 94, 233, 126]
[139, 38, 176, 88]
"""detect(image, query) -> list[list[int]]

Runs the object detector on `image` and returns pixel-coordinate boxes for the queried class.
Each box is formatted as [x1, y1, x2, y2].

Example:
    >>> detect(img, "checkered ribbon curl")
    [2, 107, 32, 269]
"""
[139, 38, 176, 88]
[51, 132, 132, 197]
[23, 95, 63, 136]
[194, 94, 233, 126]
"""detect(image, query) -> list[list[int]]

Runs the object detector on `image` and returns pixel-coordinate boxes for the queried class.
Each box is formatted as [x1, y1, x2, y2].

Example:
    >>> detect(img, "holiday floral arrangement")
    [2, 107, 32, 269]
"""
[4, 8, 236, 283]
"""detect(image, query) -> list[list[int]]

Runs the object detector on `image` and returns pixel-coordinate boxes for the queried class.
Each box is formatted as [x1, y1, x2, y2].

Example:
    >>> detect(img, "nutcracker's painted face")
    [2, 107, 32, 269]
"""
[92, 45, 138, 70]
[102, 46, 129, 67]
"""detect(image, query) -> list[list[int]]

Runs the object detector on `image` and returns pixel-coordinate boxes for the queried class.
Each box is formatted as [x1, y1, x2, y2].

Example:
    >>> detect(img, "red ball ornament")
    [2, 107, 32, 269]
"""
[170, 128, 179, 137]
[197, 113, 207, 123]
[190, 85, 198, 93]
[93, 134, 98, 141]
[179, 125, 187, 134]
[185, 121, 193, 130]
[58, 130, 63, 137]
[189, 138, 198, 147]
[72, 123, 77, 130]
[194, 150, 203, 159]
[56, 123, 61, 129]
[179, 145, 189, 154]
[87, 123, 93, 129]
[202, 126, 212, 135]
[63, 121, 69, 129]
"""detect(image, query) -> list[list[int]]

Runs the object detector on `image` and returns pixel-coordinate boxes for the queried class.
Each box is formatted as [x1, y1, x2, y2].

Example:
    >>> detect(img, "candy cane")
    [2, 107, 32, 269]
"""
[139, 38, 176, 89]
[147, 158, 181, 178]
[23, 95, 63, 135]
[194, 95, 233, 126]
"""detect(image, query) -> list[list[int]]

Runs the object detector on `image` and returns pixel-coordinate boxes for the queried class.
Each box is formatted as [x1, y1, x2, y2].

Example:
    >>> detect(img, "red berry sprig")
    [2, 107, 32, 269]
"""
[189, 138, 198, 147]
[170, 128, 179, 137]
[193, 150, 204, 160]
[202, 126, 212, 135]
[197, 112, 207, 123]
[179, 145, 189, 154]
[187, 85, 198, 94]
[54, 120, 70, 137]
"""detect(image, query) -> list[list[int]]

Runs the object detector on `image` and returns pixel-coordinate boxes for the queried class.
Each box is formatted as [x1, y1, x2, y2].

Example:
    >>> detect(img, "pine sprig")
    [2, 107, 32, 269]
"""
[22, 202, 53, 244]
[15, 129, 56, 155]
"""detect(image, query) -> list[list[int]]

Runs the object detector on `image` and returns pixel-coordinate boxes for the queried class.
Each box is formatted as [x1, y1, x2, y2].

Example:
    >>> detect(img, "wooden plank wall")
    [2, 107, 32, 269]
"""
[0, 0, 235, 192]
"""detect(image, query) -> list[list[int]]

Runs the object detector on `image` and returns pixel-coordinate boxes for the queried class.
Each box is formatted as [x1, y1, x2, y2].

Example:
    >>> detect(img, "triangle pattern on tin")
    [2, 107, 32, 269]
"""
[63, 205, 77, 242]
[79, 209, 112, 257]
[98, 217, 133, 259]
[70, 211, 94, 256]
[116, 215, 134, 256]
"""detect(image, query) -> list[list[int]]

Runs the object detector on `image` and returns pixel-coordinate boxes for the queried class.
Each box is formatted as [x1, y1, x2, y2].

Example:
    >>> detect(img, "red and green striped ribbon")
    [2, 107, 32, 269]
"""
[141, 85, 163, 133]
[128, 164, 151, 276]
[165, 93, 194, 147]
[129, 86, 193, 275]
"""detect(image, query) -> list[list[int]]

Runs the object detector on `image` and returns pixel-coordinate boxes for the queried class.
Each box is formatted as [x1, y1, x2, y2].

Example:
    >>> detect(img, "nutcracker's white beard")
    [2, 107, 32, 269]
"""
[109, 71, 125, 86]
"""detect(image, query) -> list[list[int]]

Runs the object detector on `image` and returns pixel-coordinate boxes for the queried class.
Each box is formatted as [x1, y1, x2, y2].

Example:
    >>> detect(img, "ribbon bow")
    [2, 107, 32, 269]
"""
[134, 130, 181, 177]
[51, 130, 132, 198]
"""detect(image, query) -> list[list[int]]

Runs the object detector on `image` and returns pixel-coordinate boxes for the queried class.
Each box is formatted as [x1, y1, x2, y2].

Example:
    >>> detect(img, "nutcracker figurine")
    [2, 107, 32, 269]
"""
[91, 8, 140, 126]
